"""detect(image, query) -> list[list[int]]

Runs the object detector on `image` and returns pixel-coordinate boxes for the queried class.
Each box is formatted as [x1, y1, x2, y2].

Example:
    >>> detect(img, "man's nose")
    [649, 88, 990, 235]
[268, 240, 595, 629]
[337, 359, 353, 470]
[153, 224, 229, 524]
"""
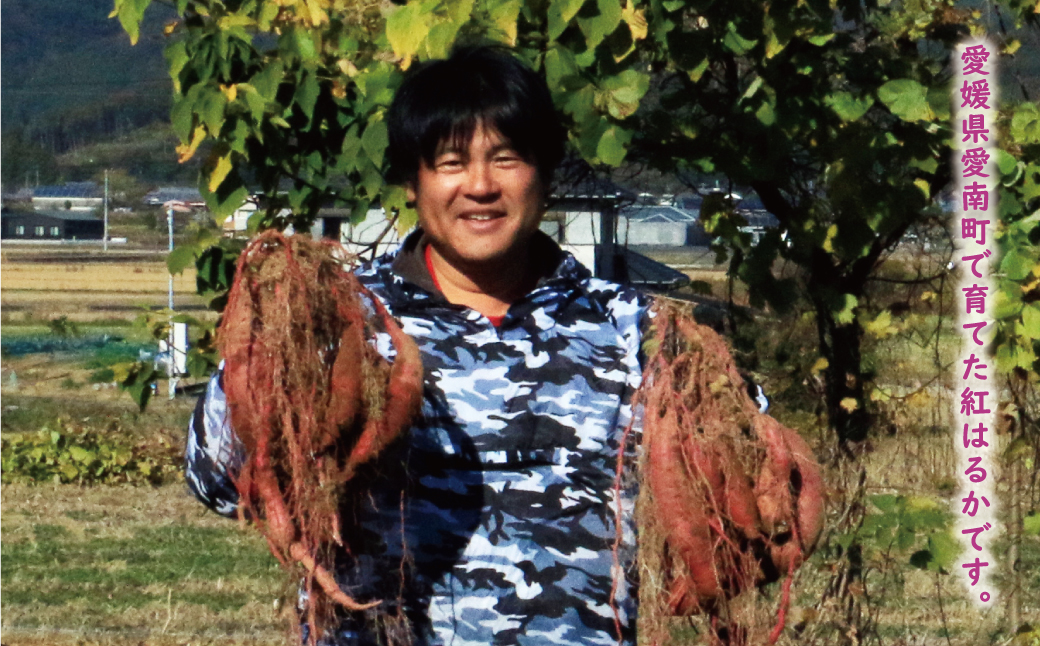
[463, 162, 500, 199]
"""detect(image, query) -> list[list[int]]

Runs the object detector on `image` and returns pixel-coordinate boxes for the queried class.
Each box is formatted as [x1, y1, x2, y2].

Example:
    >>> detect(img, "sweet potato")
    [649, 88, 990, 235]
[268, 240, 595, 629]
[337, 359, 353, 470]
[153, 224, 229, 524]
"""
[219, 231, 423, 645]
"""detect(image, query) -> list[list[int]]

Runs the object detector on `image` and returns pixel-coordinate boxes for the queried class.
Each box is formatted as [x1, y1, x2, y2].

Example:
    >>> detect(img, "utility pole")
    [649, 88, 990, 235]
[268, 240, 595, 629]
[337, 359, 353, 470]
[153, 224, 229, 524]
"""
[167, 204, 176, 400]
[103, 170, 109, 252]
[167, 205, 175, 310]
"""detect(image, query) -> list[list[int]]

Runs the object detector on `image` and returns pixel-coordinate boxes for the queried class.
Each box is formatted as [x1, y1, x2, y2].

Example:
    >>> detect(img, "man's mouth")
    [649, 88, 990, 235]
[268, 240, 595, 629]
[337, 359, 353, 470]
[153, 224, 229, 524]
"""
[459, 212, 505, 222]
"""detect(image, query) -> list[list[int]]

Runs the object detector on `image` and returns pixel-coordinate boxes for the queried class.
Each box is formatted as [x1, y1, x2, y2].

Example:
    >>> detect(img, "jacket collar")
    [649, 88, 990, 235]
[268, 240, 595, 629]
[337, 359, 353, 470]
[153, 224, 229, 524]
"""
[376, 228, 590, 303]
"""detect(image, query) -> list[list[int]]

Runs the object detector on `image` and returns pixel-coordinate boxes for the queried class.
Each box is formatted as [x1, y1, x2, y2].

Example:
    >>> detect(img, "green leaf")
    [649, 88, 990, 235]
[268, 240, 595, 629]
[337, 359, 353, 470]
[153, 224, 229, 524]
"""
[908, 157, 939, 174]
[690, 57, 707, 82]
[360, 116, 389, 169]
[1002, 249, 1037, 281]
[68, 446, 94, 464]
[386, 3, 431, 63]
[198, 87, 228, 134]
[167, 245, 197, 275]
[165, 41, 189, 92]
[999, 150, 1020, 177]
[927, 531, 960, 572]
[578, 0, 622, 50]
[1022, 304, 1040, 339]
[596, 125, 631, 166]
[597, 69, 650, 119]
[486, 0, 522, 45]
[723, 22, 757, 55]
[1010, 102, 1040, 144]
[340, 124, 362, 172]
[295, 71, 320, 119]
[548, 0, 586, 41]
[239, 83, 268, 121]
[825, 91, 874, 122]
[170, 96, 195, 142]
[878, 79, 933, 123]
[755, 102, 775, 126]
[545, 47, 579, 88]
[895, 526, 916, 552]
[1024, 513, 1040, 536]
[291, 27, 318, 62]
[253, 62, 285, 101]
[831, 293, 857, 325]
[113, 0, 150, 45]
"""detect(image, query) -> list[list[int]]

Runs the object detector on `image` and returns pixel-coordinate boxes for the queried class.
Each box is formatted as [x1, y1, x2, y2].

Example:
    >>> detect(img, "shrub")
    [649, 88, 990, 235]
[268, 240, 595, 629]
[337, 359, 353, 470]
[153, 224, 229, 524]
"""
[1, 420, 182, 485]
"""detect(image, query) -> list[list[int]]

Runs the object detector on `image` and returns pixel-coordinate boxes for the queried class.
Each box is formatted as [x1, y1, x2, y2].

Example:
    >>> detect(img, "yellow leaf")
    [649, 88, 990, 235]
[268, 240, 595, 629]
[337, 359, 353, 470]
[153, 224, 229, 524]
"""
[304, 0, 328, 25]
[621, 1, 647, 41]
[839, 397, 859, 412]
[331, 81, 347, 99]
[164, 20, 179, 35]
[338, 59, 359, 77]
[866, 310, 896, 338]
[811, 357, 829, 375]
[869, 387, 890, 402]
[220, 84, 238, 102]
[822, 223, 838, 253]
[913, 178, 930, 200]
[208, 154, 234, 192]
[176, 127, 206, 163]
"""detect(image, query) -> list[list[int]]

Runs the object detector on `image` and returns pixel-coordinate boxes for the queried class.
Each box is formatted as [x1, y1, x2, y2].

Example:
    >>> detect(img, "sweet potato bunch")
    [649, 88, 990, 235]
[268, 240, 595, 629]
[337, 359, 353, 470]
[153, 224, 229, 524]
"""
[218, 231, 423, 643]
[638, 299, 824, 644]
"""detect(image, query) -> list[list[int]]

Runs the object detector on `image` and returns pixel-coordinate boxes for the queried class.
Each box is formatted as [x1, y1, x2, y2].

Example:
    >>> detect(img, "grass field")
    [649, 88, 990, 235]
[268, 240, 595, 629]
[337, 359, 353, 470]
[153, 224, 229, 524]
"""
[1, 483, 286, 646]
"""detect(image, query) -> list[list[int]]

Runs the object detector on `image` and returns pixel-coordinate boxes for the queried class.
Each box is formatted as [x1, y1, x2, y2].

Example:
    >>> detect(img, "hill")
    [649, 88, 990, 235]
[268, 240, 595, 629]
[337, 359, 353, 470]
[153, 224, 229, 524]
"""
[1, 0, 174, 144]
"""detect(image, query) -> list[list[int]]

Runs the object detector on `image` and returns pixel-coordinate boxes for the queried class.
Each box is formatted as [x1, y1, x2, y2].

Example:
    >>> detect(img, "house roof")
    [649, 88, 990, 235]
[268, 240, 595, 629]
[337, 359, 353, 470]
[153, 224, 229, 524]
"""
[675, 194, 704, 210]
[620, 205, 699, 223]
[144, 187, 204, 205]
[32, 182, 100, 199]
[548, 160, 632, 201]
[621, 248, 690, 290]
[740, 210, 780, 228]
[3, 209, 101, 222]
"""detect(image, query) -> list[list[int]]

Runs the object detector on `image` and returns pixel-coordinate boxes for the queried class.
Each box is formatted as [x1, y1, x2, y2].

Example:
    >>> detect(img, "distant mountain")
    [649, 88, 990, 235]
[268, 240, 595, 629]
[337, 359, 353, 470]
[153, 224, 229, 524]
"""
[1, 0, 175, 139]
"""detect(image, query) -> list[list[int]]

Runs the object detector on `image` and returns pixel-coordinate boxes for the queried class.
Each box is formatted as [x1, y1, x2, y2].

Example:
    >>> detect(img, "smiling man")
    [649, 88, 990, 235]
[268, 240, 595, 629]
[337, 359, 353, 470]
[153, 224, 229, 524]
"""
[185, 45, 651, 646]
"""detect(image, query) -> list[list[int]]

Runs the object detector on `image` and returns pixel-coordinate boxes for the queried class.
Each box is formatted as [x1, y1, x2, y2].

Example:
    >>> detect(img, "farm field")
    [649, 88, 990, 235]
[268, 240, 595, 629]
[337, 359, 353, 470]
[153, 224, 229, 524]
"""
[1, 249, 209, 324]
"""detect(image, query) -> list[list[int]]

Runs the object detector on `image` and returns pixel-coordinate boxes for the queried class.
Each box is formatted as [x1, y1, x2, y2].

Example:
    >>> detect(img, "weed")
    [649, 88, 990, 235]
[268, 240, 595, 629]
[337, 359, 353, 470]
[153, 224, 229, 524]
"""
[60, 378, 81, 390]
[88, 368, 116, 383]
[1, 417, 182, 485]
[47, 316, 81, 339]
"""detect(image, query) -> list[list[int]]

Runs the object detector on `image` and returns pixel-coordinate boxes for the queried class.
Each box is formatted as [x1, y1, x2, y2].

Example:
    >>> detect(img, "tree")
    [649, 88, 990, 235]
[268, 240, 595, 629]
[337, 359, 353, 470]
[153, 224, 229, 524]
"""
[112, 0, 1038, 448]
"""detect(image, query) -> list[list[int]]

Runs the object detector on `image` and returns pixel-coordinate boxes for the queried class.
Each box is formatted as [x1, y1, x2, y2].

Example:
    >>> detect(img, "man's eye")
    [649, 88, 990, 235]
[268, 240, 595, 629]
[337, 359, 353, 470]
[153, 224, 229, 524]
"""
[436, 158, 464, 170]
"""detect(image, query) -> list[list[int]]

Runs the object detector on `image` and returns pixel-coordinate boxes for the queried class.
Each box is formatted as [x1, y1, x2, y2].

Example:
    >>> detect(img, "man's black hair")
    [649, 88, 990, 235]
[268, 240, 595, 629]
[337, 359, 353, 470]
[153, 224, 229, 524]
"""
[386, 45, 566, 185]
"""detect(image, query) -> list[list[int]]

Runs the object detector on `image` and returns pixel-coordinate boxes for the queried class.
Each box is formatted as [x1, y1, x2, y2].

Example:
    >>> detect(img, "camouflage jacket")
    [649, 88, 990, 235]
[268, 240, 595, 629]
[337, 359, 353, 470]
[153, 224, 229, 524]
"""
[185, 230, 651, 646]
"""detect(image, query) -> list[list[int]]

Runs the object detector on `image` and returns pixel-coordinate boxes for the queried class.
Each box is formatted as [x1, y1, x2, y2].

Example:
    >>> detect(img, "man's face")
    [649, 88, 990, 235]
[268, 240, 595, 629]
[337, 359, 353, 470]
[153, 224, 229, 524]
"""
[407, 122, 545, 268]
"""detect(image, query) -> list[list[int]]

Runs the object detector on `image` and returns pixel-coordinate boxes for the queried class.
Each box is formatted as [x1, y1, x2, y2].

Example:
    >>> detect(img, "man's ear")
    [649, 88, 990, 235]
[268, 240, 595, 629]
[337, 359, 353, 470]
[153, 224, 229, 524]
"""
[406, 181, 416, 203]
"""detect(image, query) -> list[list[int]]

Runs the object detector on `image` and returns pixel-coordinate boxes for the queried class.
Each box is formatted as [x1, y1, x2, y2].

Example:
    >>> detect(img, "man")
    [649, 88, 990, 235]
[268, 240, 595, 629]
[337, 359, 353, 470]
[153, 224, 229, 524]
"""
[186, 45, 650, 646]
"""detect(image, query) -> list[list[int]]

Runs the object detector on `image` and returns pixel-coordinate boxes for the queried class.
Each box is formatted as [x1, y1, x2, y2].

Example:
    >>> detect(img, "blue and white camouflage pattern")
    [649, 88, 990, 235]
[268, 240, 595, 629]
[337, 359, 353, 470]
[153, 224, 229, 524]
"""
[185, 231, 651, 646]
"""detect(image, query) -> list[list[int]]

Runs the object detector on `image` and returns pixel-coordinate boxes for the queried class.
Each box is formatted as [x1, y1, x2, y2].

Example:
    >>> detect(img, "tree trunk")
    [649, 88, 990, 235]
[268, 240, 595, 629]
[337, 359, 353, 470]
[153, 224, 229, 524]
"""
[811, 290, 871, 450]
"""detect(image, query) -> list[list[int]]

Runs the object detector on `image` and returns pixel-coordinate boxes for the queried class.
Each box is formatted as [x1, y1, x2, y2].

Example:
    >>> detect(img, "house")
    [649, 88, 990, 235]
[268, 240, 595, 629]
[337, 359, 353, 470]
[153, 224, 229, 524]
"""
[1, 208, 104, 240]
[30, 182, 103, 212]
[618, 205, 711, 246]
[144, 187, 206, 208]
